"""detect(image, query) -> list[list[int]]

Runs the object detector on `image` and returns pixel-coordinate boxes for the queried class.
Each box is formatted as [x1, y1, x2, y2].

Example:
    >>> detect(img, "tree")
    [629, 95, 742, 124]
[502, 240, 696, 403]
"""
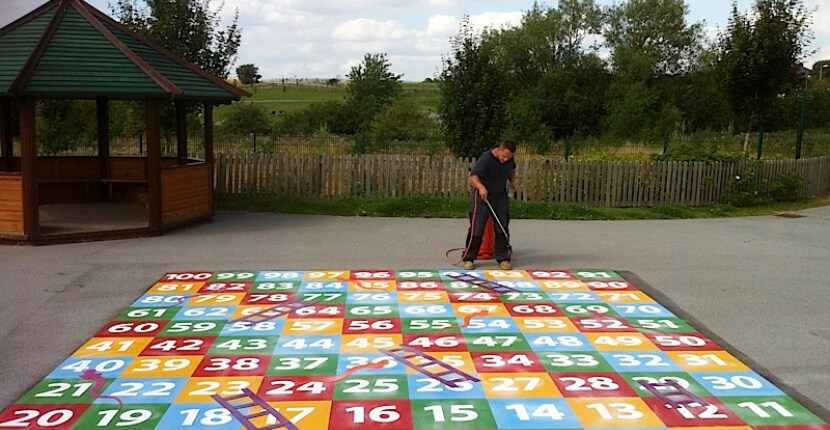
[439, 18, 509, 159]
[345, 53, 403, 127]
[222, 102, 272, 135]
[718, 0, 813, 134]
[236, 64, 261, 86]
[113, 0, 241, 79]
[602, 0, 703, 139]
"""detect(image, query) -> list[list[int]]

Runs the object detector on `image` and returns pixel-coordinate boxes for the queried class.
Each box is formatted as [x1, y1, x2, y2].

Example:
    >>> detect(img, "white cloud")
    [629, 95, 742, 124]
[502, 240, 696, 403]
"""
[467, 11, 523, 32]
[331, 18, 410, 42]
[426, 14, 457, 38]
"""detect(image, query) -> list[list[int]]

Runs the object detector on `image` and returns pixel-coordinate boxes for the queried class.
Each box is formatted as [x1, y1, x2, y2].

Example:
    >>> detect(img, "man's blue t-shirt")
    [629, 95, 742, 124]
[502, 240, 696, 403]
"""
[471, 148, 516, 198]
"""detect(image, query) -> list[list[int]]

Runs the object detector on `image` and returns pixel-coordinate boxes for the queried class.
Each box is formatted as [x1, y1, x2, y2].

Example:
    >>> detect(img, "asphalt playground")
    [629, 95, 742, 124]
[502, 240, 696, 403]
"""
[1, 206, 829, 418]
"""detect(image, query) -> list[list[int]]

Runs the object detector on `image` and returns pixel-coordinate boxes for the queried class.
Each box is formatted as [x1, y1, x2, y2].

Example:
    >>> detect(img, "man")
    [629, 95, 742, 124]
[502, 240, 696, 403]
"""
[462, 140, 517, 270]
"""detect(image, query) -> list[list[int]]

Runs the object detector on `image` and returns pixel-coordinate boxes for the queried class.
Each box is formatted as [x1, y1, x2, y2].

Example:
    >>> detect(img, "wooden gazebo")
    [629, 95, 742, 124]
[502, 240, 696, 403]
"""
[0, 0, 248, 244]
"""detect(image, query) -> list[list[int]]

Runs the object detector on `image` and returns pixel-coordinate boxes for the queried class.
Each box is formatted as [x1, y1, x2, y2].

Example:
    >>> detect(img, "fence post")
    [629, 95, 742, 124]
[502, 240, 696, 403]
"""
[663, 131, 669, 155]
[139, 133, 143, 155]
[756, 127, 764, 160]
[252, 133, 257, 153]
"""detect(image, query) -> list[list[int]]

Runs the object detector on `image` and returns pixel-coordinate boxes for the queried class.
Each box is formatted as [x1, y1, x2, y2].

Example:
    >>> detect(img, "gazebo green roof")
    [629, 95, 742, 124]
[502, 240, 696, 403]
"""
[0, 0, 249, 102]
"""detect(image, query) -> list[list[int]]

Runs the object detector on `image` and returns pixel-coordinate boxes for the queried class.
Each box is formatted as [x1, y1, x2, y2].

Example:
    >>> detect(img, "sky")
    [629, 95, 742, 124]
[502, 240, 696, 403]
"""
[1, 0, 828, 82]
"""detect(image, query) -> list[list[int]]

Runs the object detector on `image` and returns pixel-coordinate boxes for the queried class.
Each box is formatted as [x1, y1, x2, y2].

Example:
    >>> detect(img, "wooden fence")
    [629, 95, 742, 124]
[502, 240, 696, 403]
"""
[214, 154, 830, 207]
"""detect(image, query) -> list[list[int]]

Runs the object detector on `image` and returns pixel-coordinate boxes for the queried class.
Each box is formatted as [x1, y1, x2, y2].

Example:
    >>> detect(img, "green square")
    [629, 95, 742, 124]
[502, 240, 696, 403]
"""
[499, 291, 552, 303]
[538, 351, 615, 372]
[157, 320, 225, 337]
[251, 281, 301, 292]
[70, 404, 168, 429]
[267, 353, 338, 376]
[410, 399, 497, 429]
[572, 270, 625, 281]
[19, 378, 112, 404]
[345, 304, 399, 318]
[207, 336, 278, 355]
[334, 374, 409, 400]
[620, 372, 711, 398]
[719, 396, 826, 426]
[297, 292, 348, 304]
[463, 333, 530, 352]
[559, 303, 619, 317]
[116, 307, 180, 320]
[402, 318, 457, 333]
[627, 317, 695, 333]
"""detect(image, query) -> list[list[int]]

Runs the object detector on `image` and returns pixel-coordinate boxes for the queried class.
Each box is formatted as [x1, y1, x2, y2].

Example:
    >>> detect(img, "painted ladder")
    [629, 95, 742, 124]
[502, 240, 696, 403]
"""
[212, 388, 298, 430]
[379, 345, 480, 388]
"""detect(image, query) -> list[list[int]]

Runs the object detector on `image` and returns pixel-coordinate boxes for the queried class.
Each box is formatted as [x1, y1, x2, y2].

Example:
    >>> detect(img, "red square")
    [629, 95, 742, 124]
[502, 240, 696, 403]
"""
[95, 320, 167, 337]
[241, 292, 296, 305]
[527, 270, 577, 280]
[291, 304, 345, 318]
[571, 316, 638, 332]
[192, 354, 271, 377]
[257, 375, 334, 401]
[401, 333, 468, 351]
[549, 372, 638, 397]
[505, 302, 563, 317]
[329, 399, 412, 429]
[642, 396, 746, 427]
[643, 332, 722, 351]
[198, 281, 252, 293]
[448, 291, 501, 303]
[471, 351, 546, 373]
[343, 318, 402, 334]
[140, 336, 214, 356]
[0, 404, 89, 429]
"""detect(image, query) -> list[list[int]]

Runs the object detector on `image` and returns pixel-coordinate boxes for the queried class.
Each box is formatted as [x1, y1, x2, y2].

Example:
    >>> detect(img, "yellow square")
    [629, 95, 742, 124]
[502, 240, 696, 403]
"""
[72, 337, 153, 357]
[483, 270, 532, 280]
[283, 319, 344, 335]
[175, 376, 263, 403]
[185, 292, 245, 306]
[340, 334, 402, 352]
[451, 303, 510, 317]
[514, 317, 578, 333]
[666, 351, 750, 372]
[538, 280, 589, 291]
[121, 355, 201, 378]
[479, 372, 561, 398]
[147, 281, 205, 294]
[231, 305, 284, 320]
[567, 397, 664, 428]
[304, 270, 350, 281]
[351, 280, 395, 291]
[584, 332, 659, 351]
[249, 401, 332, 430]
[398, 291, 449, 303]
[595, 291, 655, 303]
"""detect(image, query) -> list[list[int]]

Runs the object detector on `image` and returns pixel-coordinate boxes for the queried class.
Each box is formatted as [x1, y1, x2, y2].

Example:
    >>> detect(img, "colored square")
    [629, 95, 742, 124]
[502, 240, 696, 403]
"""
[174, 376, 262, 402]
[73, 337, 153, 357]
[410, 399, 497, 429]
[488, 398, 582, 428]
[471, 351, 547, 373]
[566, 396, 665, 428]
[207, 336, 278, 355]
[549, 372, 639, 397]
[479, 372, 562, 398]
[329, 399, 412, 429]
[333, 374, 409, 400]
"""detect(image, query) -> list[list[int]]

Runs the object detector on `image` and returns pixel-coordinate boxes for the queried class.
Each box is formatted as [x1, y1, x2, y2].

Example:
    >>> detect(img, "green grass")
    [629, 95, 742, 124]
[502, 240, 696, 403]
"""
[217, 196, 830, 220]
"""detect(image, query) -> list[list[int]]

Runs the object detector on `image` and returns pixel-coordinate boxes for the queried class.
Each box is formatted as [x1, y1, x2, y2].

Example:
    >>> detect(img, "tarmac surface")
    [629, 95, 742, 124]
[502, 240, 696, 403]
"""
[2, 206, 829, 417]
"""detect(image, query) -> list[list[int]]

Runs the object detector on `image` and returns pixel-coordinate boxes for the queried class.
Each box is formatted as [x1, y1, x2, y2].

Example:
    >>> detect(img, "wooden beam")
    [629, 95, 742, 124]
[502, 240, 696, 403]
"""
[19, 97, 38, 240]
[146, 99, 162, 232]
[1, 99, 13, 172]
[176, 101, 187, 164]
[204, 103, 214, 214]
[97, 97, 110, 180]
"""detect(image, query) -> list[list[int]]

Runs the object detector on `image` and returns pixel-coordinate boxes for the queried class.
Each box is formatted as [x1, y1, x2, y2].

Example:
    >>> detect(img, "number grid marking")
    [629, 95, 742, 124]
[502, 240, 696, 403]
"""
[1, 269, 827, 430]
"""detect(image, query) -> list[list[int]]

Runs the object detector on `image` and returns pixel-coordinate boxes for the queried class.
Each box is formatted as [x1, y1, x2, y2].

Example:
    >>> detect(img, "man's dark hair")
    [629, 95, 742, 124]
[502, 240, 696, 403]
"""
[501, 140, 517, 153]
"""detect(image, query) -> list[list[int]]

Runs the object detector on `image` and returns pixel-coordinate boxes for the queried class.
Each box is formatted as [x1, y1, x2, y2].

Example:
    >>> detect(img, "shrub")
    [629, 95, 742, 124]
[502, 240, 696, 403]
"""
[770, 173, 803, 201]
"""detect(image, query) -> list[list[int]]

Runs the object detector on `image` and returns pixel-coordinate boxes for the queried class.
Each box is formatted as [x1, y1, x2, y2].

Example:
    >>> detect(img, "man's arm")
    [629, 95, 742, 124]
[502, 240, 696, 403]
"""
[508, 169, 516, 195]
[470, 174, 488, 201]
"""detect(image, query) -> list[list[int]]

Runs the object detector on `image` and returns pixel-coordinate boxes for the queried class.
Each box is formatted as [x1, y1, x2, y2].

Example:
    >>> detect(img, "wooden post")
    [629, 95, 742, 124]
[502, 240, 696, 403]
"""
[97, 97, 110, 180]
[204, 103, 214, 214]
[19, 97, 38, 240]
[176, 101, 187, 164]
[146, 99, 162, 232]
[1, 98, 13, 172]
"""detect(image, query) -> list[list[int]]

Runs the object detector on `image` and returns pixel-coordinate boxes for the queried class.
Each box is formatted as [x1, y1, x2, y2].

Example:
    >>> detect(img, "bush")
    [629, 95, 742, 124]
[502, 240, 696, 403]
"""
[770, 173, 803, 201]
[652, 143, 746, 162]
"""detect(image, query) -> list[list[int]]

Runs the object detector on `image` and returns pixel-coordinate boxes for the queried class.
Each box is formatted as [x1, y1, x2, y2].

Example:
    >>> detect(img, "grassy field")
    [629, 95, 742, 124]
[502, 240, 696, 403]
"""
[217, 195, 830, 219]
[216, 81, 440, 122]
